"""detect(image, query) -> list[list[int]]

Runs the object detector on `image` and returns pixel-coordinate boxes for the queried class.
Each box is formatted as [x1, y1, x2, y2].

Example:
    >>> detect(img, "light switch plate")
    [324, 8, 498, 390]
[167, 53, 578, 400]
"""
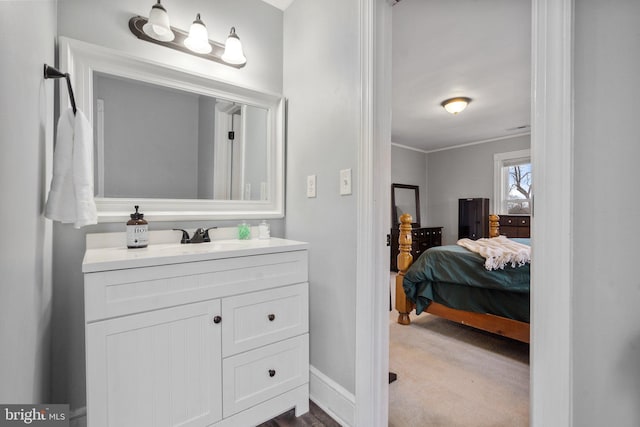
[307, 175, 317, 198]
[340, 169, 352, 195]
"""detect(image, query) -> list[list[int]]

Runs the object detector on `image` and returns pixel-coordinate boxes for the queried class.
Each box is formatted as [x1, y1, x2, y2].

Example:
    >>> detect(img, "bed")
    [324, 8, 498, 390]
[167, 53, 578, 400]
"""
[394, 213, 530, 343]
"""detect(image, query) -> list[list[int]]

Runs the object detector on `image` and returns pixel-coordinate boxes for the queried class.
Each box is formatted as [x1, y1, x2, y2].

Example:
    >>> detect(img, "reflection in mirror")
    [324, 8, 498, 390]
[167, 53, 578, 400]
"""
[391, 183, 420, 227]
[93, 73, 268, 201]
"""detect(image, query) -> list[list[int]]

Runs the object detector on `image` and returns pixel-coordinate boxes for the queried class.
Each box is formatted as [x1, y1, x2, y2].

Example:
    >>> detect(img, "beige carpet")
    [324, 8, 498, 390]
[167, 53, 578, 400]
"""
[389, 303, 530, 426]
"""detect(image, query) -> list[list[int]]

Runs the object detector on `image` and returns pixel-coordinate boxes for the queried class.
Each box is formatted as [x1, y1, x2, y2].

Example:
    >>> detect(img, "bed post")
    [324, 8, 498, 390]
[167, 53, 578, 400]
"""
[395, 213, 415, 325]
[489, 214, 500, 238]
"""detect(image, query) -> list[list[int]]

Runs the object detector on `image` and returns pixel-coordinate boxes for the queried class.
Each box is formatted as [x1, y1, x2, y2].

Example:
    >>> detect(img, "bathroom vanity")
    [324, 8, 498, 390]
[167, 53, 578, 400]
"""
[82, 238, 309, 427]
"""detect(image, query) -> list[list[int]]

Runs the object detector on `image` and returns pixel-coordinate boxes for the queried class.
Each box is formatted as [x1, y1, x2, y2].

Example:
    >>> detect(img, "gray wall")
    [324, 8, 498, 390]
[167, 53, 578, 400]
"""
[53, 0, 284, 411]
[284, 0, 359, 393]
[426, 135, 530, 244]
[95, 74, 200, 199]
[57, 0, 283, 95]
[0, 0, 56, 403]
[572, 1, 640, 425]
[391, 145, 427, 225]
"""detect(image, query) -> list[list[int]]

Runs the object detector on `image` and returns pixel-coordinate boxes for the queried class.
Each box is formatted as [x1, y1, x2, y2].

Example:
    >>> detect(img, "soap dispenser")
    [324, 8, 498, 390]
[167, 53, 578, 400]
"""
[126, 205, 149, 248]
[258, 220, 270, 239]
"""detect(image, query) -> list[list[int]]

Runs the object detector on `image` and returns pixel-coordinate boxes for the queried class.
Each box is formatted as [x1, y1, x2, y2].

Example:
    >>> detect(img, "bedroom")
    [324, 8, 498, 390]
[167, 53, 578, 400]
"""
[388, 1, 531, 425]
[2, 1, 640, 426]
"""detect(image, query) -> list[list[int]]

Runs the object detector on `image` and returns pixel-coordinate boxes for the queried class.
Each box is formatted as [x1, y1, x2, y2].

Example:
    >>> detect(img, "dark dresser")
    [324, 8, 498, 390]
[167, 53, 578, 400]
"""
[499, 215, 531, 238]
[458, 198, 490, 240]
[390, 226, 443, 271]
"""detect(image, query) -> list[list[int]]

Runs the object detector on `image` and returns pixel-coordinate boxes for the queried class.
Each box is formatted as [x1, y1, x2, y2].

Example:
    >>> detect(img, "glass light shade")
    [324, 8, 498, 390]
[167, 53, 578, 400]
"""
[184, 14, 212, 54]
[222, 27, 247, 65]
[441, 97, 471, 114]
[142, 0, 174, 42]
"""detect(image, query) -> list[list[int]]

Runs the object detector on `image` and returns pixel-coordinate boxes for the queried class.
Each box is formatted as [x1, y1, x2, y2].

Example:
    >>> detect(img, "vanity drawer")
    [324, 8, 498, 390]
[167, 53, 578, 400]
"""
[221, 283, 309, 357]
[222, 334, 309, 417]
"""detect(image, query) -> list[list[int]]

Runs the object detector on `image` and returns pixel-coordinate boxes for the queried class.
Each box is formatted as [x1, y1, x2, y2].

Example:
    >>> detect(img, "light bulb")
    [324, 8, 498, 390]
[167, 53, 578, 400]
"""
[222, 27, 246, 65]
[142, 0, 174, 42]
[184, 13, 212, 54]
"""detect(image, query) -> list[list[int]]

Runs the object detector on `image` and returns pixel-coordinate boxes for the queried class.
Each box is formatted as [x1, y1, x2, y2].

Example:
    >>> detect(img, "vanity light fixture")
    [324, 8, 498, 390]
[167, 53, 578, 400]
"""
[142, 0, 174, 42]
[129, 2, 246, 68]
[184, 13, 212, 54]
[441, 97, 472, 115]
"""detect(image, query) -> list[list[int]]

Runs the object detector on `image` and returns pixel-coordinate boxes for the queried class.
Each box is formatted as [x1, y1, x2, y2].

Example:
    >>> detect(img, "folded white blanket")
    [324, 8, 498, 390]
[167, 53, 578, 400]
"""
[457, 235, 531, 271]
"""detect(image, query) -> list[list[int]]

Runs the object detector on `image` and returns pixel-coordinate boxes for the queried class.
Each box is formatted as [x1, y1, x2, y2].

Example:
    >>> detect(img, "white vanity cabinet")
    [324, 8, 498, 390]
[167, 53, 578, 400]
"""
[82, 238, 309, 427]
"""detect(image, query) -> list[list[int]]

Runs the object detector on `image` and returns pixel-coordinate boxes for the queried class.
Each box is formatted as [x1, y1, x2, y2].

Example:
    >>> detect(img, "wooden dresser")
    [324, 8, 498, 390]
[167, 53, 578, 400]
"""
[390, 226, 442, 271]
[499, 215, 531, 238]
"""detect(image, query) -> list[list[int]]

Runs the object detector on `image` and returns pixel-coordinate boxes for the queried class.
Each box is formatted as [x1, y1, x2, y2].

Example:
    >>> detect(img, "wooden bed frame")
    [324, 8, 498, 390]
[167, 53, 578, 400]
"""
[394, 213, 530, 343]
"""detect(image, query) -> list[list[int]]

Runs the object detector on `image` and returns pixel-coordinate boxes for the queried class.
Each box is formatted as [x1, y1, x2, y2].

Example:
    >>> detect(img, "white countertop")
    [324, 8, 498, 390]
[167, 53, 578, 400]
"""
[82, 238, 309, 273]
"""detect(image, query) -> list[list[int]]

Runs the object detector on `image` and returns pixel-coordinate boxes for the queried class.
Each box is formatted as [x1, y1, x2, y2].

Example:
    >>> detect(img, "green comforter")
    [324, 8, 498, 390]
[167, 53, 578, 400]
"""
[402, 239, 530, 322]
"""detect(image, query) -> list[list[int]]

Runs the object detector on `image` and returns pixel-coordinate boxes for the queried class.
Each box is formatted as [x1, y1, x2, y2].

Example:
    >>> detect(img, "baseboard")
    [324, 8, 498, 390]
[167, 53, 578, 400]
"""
[69, 407, 87, 427]
[309, 365, 355, 427]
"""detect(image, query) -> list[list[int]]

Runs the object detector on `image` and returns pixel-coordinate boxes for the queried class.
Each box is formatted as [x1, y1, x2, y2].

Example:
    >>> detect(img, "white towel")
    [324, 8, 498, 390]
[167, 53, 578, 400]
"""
[45, 108, 97, 228]
[457, 235, 531, 271]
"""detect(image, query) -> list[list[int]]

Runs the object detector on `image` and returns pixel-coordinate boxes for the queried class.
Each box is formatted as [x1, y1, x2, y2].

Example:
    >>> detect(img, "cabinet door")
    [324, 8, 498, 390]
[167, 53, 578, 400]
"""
[86, 300, 222, 427]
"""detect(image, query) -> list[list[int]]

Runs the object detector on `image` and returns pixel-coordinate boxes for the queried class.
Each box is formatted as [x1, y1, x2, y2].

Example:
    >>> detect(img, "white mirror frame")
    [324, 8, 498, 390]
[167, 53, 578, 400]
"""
[59, 37, 284, 222]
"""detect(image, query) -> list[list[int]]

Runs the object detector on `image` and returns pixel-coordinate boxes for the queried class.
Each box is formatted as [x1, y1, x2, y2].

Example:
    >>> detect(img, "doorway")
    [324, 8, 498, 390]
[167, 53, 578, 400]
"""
[353, 0, 574, 425]
[388, 3, 532, 423]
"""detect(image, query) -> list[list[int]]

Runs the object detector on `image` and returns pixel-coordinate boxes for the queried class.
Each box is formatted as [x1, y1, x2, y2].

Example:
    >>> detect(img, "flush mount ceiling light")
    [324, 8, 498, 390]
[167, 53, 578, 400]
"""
[142, 0, 174, 42]
[184, 13, 212, 54]
[130, 2, 246, 68]
[441, 97, 472, 115]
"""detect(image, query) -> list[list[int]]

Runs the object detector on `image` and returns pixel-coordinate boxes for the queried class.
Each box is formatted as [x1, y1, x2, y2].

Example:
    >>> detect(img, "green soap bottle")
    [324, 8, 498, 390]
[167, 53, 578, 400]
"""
[238, 221, 251, 240]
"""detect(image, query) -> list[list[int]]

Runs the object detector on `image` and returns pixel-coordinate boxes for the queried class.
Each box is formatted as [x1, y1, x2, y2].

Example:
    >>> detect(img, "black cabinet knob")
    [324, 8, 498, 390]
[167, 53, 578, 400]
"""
[268, 369, 276, 377]
[213, 316, 222, 324]
[268, 314, 275, 321]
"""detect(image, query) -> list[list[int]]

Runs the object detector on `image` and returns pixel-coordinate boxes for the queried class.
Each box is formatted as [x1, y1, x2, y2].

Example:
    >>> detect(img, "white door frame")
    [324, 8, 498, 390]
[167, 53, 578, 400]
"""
[354, 0, 392, 425]
[354, 0, 574, 426]
[529, 0, 574, 425]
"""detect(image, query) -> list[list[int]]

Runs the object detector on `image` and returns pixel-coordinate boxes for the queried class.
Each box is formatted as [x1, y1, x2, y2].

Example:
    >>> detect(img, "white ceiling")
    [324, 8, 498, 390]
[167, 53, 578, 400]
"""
[259, 0, 294, 11]
[392, 0, 531, 152]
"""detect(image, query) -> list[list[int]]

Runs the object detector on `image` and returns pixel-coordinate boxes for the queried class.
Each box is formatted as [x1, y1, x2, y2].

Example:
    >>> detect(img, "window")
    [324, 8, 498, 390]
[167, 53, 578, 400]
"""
[494, 149, 531, 215]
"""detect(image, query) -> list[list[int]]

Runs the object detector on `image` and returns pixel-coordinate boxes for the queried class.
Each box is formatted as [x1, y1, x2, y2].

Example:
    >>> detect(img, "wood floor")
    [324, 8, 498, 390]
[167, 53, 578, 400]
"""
[258, 401, 341, 427]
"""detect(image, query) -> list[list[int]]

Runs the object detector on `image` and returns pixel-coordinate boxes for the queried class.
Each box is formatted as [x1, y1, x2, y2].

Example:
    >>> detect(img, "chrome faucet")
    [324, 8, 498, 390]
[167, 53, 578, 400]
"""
[173, 227, 217, 244]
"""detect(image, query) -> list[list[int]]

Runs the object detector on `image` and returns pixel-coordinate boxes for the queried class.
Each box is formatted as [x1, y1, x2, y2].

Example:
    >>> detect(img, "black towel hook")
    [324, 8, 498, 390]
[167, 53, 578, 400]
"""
[43, 64, 77, 115]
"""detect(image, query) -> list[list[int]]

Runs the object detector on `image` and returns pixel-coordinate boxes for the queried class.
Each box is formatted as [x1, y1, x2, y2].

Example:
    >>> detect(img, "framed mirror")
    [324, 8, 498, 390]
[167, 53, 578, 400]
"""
[391, 183, 420, 228]
[59, 37, 284, 222]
